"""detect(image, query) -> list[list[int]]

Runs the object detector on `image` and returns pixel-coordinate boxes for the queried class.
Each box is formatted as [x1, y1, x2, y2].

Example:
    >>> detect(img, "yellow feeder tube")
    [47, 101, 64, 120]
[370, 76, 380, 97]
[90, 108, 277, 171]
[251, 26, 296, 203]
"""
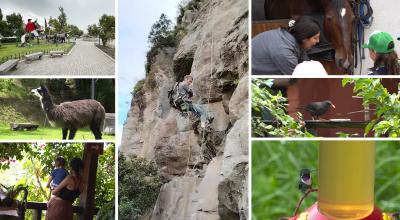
[318, 141, 375, 219]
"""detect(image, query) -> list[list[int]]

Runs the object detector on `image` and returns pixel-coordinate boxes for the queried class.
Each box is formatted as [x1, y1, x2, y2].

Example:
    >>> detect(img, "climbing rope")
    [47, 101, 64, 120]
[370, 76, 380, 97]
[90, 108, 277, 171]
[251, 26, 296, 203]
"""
[186, 0, 215, 171]
[200, 0, 218, 163]
[186, 115, 191, 172]
[202, 26, 214, 141]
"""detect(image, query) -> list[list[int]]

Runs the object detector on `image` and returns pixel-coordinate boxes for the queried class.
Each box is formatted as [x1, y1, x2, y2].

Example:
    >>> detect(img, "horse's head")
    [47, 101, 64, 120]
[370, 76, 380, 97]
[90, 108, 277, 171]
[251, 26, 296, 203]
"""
[33, 21, 43, 32]
[322, 0, 355, 73]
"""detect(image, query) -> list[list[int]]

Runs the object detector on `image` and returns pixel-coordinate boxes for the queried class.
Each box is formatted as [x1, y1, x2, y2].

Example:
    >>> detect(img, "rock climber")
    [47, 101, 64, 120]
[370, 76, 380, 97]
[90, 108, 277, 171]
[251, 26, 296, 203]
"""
[176, 75, 214, 128]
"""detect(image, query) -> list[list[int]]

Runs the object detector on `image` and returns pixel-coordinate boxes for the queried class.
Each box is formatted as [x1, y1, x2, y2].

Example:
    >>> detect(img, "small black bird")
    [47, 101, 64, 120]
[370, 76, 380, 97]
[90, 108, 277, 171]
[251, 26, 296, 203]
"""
[298, 100, 336, 120]
[298, 169, 312, 193]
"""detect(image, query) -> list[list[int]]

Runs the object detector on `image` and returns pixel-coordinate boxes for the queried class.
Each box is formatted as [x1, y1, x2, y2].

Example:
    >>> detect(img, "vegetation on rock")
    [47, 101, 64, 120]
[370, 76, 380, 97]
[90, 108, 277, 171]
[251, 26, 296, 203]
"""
[145, 14, 177, 74]
[118, 153, 162, 220]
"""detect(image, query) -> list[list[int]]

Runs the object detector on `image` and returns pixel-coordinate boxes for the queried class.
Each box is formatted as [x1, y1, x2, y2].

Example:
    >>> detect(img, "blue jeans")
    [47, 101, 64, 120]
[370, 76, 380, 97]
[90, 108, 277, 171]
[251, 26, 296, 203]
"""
[186, 103, 208, 123]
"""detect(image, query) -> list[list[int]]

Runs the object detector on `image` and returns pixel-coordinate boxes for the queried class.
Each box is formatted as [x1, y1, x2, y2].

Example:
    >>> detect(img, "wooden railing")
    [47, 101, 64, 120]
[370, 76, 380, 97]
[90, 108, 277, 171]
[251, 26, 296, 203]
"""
[26, 202, 84, 220]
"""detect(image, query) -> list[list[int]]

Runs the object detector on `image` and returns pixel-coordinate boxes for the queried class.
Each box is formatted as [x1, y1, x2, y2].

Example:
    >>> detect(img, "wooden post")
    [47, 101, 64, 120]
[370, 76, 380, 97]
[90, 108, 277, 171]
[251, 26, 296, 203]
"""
[32, 209, 42, 220]
[78, 143, 104, 220]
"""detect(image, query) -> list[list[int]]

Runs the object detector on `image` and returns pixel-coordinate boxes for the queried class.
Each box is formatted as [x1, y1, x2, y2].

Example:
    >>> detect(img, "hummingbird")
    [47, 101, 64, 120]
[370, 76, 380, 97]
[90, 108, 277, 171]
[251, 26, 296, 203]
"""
[298, 168, 312, 193]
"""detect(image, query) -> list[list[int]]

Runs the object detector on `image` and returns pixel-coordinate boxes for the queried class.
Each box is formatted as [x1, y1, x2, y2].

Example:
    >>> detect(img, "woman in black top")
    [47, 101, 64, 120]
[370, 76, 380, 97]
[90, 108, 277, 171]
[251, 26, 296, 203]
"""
[46, 158, 84, 220]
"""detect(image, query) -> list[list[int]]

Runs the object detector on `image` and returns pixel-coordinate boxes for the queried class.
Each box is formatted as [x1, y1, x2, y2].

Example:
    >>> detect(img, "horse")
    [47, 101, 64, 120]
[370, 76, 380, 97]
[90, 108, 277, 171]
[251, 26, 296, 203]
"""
[265, 0, 355, 73]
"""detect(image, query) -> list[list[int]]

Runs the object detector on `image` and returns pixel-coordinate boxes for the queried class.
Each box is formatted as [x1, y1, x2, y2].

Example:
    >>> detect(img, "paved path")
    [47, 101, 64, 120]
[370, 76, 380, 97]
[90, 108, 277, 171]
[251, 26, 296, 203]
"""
[10, 39, 115, 76]
[355, 0, 400, 75]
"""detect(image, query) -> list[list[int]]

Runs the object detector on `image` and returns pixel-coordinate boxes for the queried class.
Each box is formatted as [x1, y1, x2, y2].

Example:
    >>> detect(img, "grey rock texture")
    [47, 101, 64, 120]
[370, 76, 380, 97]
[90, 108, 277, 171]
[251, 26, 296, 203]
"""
[121, 0, 248, 219]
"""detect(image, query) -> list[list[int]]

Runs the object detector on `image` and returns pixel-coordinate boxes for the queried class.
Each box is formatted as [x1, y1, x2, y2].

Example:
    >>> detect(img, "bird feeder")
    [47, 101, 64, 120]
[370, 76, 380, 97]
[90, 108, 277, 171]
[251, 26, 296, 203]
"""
[285, 141, 398, 220]
[319, 141, 375, 219]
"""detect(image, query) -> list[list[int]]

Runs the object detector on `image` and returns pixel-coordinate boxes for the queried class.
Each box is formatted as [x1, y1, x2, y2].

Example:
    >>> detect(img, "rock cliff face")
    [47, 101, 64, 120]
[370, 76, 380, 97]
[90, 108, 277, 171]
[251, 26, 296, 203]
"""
[120, 0, 248, 219]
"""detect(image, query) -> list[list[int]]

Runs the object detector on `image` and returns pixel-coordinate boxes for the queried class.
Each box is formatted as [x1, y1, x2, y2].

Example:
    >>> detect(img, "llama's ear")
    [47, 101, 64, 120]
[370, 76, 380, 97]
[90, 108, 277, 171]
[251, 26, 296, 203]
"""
[292, 14, 301, 21]
[40, 85, 47, 92]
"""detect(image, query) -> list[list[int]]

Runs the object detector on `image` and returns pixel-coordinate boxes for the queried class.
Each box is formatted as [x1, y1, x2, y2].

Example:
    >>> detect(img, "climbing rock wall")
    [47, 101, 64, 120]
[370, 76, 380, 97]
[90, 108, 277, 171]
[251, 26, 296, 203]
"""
[120, 0, 248, 219]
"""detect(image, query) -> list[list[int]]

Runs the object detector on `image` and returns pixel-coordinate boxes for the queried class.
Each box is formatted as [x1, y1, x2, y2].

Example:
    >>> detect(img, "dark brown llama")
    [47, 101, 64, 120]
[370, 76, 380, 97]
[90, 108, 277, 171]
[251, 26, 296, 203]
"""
[31, 85, 105, 140]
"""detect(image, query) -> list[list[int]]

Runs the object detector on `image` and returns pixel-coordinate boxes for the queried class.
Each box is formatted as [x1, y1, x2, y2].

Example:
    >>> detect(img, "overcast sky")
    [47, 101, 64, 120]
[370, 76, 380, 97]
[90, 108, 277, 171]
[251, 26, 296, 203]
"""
[1, 0, 115, 31]
[118, 0, 179, 144]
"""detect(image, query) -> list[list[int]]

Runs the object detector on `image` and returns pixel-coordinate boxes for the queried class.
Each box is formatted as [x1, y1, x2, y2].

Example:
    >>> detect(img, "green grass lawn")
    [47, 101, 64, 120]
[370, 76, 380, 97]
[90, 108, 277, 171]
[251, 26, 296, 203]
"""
[0, 124, 114, 140]
[252, 141, 400, 219]
[0, 40, 74, 62]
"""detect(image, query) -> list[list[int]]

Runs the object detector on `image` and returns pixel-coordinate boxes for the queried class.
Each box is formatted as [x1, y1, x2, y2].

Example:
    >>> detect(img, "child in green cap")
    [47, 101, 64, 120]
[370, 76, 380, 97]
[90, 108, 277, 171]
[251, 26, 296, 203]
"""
[363, 31, 399, 75]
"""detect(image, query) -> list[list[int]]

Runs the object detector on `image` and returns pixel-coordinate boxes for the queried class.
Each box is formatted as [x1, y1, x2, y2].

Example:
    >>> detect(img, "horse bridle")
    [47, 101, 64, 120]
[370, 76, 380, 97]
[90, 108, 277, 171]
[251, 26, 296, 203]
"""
[324, 0, 357, 74]
[331, 0, 372, 74]
[351, 0, 360, 73]
[349, 0, 374, 74]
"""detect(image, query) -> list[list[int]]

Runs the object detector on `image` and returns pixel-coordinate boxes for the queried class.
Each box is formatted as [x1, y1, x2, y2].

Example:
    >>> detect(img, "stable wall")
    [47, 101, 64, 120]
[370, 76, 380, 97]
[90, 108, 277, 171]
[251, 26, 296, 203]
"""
[286, 78, 400, 137]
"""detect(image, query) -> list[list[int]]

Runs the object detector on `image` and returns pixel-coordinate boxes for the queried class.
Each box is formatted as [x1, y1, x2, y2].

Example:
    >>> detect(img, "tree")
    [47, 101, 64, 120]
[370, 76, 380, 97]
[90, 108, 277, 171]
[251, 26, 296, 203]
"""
[6, 13, 23, 36]
[87, 24, 99, 37]
[44, 18, 49, 35]
[48, 17, 61, 34]
[95, 144, 115, 207]
[0, 8, 3, 21]
[342, 78, 400, 137]
[0, 143, 31, 170]
[251, 79, 312, 137]
[145, 13, 177, 73]
[68, 24, 83, 37]
[0, 20, 10, 36]
[148, 13, 173, 45]
[58, 6, 67, 32]
[118, 153, 162, 219]
[98, 14, 115, 46]
[94, 79, 115, 113]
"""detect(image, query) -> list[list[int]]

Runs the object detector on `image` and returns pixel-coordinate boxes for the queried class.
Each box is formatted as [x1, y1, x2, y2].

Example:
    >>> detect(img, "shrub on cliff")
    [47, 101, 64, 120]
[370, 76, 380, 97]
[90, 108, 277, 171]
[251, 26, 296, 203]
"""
[131, 79, 145, 95]
[118, 153, 162, 219]
[145, 14, 177, 74]
[177, 0, 203, 25]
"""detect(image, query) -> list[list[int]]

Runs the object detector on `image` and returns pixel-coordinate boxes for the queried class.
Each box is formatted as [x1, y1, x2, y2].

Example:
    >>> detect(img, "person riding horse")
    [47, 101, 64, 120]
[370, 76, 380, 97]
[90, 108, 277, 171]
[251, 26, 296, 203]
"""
[22, 19, 40, 46]
[252, 16, 321, 75]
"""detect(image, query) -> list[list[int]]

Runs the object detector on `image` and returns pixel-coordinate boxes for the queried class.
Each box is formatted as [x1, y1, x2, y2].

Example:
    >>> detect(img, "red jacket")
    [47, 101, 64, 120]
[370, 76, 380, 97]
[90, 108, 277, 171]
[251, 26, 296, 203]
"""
[25, 22, 36, 32]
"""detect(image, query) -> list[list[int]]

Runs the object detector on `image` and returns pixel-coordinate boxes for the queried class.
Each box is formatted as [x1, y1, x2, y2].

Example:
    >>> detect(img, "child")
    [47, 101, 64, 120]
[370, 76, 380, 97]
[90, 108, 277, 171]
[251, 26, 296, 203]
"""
[46, 157, 69, 190]
[363, 31, 400, 75]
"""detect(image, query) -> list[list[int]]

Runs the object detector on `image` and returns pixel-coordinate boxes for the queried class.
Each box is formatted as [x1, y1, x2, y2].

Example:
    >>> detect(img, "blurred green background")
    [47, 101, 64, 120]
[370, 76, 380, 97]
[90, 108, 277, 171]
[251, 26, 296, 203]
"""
[252, 141, 400, 219]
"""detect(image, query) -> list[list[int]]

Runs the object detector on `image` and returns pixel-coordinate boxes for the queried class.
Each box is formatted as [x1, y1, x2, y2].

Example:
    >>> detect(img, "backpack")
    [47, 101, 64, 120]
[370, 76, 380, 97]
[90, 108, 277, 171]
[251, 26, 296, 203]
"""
[168, 82, 184, 110]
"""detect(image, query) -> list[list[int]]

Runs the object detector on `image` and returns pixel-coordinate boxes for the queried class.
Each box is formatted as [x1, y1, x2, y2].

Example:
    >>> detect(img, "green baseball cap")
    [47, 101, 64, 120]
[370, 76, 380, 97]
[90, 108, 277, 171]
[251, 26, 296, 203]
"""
[362, 31, 395, 53]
